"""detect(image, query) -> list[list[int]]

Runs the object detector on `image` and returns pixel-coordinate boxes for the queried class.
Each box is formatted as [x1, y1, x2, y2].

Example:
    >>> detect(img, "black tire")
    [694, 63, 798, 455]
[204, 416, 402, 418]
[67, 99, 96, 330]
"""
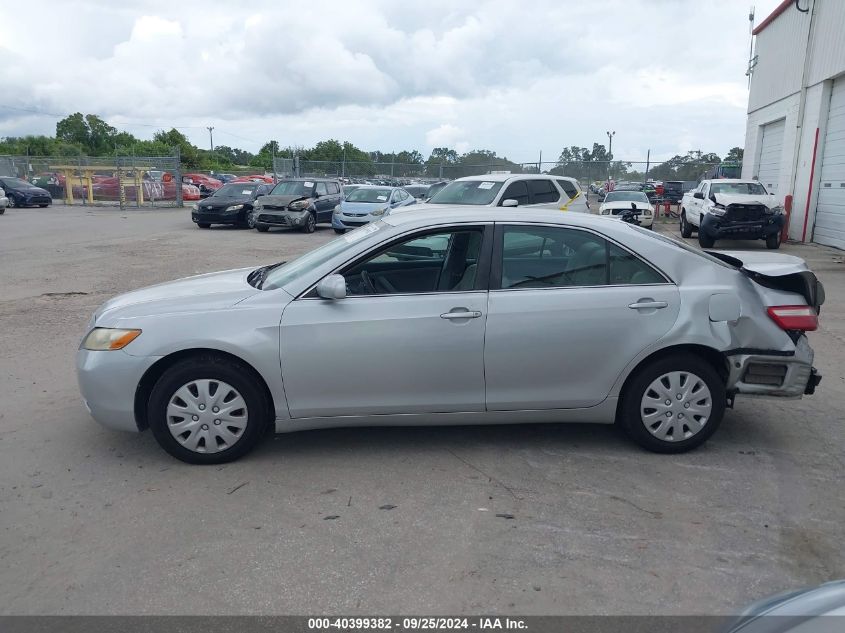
[301, 211, 316, 233]
[147, 354, 272, 464]
[680, 211, 693, 238]
[197, 222, 211, 229]
[39, 204, 49, 208]
[7, 196, 17, 208]
[256, 224, 269, 232]
[0, 208, 4, 215]
[765, 231, 782, 249]
[246, 211, 256, 229]
[333, 228, 346, 234]
[619, 353, 726, 453]
[698, 232, 715, 248]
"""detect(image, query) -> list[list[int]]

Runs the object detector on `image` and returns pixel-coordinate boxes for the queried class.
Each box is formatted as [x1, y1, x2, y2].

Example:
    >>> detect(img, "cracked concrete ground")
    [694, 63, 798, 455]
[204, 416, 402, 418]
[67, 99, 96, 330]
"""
[0, 205, 843, 614]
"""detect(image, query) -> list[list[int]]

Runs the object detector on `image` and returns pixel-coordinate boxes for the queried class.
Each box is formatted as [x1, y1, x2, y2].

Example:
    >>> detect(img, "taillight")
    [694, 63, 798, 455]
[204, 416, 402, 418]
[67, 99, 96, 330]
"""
[767, 305, 818, 331]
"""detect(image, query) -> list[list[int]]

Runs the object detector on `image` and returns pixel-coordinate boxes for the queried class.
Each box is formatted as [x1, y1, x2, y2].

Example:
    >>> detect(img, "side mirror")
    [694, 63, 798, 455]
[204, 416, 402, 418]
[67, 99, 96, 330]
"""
[693, 192, 704, 199]
[502, 198, 519, 207]
[313, 192, 321, 198]
[316, 274, 346, 300]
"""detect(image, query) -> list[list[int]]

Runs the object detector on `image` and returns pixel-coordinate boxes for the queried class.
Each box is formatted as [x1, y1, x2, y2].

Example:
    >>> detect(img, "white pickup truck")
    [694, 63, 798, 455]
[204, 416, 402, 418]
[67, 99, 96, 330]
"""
[679, 179, 785, 249]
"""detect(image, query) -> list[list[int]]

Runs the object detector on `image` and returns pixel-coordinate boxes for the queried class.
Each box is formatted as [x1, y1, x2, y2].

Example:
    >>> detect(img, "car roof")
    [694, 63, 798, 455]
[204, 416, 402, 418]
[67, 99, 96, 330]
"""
[281, 177, 338, 182]
[456, 174, 576, 183]
[385, 205, 619, 230]
[702, 179, 758, 185]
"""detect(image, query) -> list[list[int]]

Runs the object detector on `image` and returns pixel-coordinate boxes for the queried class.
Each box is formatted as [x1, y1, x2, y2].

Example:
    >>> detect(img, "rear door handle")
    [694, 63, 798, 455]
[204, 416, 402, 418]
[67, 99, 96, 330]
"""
[441, 310, 482, 319]
[629, 300, 668, 310]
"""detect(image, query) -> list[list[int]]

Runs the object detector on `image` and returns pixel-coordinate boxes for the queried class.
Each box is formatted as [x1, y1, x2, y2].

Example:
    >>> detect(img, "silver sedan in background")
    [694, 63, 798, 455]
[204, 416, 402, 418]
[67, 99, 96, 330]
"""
[77, 208, 823, 463]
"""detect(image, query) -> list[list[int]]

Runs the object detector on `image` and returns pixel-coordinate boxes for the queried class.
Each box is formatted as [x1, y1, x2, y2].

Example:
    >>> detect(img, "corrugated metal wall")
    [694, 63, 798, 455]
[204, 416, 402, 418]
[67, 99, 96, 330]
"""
[748, 4, 810, 113]
[808, 0, 845, 86]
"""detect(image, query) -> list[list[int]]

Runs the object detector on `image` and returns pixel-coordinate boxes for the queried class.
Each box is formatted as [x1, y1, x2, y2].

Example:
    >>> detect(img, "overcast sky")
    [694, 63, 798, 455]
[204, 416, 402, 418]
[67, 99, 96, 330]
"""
[0, 0, 783, 164]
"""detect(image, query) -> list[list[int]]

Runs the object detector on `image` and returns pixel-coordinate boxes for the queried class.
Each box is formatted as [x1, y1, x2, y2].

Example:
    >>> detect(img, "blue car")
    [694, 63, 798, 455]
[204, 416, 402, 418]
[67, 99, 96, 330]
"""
[331, 185, 415, 234]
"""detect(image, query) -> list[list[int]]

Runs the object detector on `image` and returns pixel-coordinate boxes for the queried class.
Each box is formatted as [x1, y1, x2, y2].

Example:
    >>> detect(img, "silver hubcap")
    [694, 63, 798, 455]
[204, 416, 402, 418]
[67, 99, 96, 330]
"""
[640, 371, 712, 442]
[166, 379, 248, 453]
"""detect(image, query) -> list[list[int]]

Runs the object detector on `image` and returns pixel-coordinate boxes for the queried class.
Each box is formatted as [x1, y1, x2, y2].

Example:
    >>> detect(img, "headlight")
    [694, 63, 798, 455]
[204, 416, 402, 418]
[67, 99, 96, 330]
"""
[289, 199, 310, 210]
[601, 209, 610, 215]
[769, 205, 783, 215]
[333, 205, 341, 215]
[370, 207, 389, 216]
[226, 204, 244, 212]
[710, 203, 726, 217]
[191, 203, 198, 211]
[82, 327, 142, 351]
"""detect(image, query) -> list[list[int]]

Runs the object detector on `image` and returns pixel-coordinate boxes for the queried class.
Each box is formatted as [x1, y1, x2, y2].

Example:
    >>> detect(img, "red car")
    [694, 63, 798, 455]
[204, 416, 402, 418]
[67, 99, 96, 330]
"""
[230, 174, 275, 184]
[73, 177, 200, 202]
[182, 173, 223, 198]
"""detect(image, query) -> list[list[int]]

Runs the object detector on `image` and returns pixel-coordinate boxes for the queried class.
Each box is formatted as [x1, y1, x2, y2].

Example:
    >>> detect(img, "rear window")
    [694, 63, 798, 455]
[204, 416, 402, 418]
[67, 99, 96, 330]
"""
[557, 179, 579, 200]
[625, 224, 734, 269]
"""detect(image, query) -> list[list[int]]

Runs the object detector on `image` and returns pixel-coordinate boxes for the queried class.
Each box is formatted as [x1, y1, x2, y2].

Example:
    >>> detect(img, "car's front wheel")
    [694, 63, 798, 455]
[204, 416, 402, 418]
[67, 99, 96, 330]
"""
[301, 211, 316, 233]
[766, 231, 782, 249]
[333, 228, 346, 234]
[246, 211, 257, 229]
[680, 211, 693, 238]
[698, 232, 715, 248]
[620, 354, 725, 453]
[147, 355, 271, 464]
[256, 224, 269, 232]
[197, 222, 211, 229]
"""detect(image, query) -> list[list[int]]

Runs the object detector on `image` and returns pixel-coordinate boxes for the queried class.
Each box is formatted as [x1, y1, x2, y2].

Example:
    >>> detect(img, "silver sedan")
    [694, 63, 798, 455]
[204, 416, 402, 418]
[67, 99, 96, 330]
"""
[77, 208, 824, 463]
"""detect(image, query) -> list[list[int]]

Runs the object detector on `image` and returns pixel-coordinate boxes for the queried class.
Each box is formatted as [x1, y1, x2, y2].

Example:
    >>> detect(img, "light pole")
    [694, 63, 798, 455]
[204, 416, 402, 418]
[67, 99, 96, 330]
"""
[606, 130, 615, 183]
[207, 126, 215, 167]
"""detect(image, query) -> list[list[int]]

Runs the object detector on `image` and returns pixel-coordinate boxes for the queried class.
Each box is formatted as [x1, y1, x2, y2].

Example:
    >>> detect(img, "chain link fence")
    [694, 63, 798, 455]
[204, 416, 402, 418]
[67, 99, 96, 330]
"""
[0, 153, 184, 208]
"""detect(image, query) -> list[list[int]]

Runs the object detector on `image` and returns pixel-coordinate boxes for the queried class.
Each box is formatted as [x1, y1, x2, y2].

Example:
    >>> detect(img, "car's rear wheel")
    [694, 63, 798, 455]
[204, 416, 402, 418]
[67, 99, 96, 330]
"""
[766, 231, 782, 249]
[148, 355, 271, 464]
[620, 354, 725, 453]
[301, 211, 316, 233]
[197, 222, 211, 229]
[680, 211, 692, 237]
[39, 203, 49, 208]
[698, 232, 715, 248]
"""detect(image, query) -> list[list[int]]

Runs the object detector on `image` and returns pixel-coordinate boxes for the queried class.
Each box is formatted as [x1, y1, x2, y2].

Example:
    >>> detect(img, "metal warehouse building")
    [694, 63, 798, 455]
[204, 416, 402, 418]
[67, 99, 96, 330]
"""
[743, 0, 845, 249]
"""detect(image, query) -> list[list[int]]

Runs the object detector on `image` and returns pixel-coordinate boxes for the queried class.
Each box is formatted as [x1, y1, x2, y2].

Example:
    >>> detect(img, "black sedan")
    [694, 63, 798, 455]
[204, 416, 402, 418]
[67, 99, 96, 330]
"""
[191, 182, 273, 228]
[0, 177, 52, 208]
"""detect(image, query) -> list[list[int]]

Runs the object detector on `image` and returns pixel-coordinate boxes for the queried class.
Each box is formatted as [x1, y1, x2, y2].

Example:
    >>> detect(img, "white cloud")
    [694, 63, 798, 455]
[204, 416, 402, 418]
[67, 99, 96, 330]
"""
[0, 0, 788, 162]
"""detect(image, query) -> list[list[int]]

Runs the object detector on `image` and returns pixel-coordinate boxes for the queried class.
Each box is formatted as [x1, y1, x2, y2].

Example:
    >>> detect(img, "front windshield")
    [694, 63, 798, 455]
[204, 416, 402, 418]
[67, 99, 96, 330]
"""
[428, 180, 503, 205]
[345, 187, 392, 203]
[262, 222, 386, 290]
[213, 183, 257, 197]
[711, 182, 768, 195]
[271, 180, 312, 196]
[604, 191, 649, 203]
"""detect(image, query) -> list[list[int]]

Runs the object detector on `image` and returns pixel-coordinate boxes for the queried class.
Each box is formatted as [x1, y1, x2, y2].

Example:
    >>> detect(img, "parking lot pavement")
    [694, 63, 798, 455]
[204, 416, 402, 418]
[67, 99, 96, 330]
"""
[1, 205, 844, 615]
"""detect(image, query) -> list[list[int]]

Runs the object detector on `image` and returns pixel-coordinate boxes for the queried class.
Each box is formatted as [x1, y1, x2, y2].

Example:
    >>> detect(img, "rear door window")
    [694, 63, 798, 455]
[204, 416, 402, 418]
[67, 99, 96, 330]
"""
[316, 182, 328, 196]
[498, 181, 530, 206]
[557, 179, 580, 200]
[528, 179, 560, 204]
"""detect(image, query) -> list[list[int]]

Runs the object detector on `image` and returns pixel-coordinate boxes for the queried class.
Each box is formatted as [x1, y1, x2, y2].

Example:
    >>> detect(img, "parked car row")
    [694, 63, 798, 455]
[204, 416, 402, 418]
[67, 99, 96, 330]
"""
[191, 174, 593, 233]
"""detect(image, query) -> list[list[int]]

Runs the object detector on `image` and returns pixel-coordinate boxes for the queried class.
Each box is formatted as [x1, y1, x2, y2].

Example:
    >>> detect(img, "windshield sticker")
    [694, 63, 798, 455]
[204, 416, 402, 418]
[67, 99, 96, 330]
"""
[478, 182, 495, 190]
[241, 190, 252, 195]
[304, 181, 314, 187]
[376, 195, 387, 201]
[343, 223, 380, 243]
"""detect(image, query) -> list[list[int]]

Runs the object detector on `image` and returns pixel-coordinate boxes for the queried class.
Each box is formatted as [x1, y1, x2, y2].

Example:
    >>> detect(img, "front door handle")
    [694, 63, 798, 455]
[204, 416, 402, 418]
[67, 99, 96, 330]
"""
[629, 300, 668, 310]
[441, 309, 482, 319]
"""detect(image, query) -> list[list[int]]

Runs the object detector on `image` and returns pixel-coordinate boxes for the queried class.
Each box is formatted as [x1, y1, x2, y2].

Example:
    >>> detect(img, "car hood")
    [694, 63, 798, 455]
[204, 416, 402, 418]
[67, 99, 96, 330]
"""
[340, 200, 389, 213]
[94, 267, 260, 323]
[256, 194, 309, 208]
[17, 186, 50, 195]
[713, 193, 775, 207]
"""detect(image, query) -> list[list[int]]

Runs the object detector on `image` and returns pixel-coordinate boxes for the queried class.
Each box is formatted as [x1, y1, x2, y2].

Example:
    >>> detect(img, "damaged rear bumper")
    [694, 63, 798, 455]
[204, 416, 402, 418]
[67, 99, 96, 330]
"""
[726, 336, 820, 398]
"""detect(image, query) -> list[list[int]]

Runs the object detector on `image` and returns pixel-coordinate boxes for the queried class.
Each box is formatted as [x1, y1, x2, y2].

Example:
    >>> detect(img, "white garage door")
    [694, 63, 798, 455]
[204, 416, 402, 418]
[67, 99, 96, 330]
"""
[814, 78, 845, 250]
[757, 119, 786, 193]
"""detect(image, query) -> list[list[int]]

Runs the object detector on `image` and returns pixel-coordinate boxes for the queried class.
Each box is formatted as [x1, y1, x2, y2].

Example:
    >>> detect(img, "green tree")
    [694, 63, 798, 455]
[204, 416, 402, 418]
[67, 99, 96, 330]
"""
[724, 146, 744, 164]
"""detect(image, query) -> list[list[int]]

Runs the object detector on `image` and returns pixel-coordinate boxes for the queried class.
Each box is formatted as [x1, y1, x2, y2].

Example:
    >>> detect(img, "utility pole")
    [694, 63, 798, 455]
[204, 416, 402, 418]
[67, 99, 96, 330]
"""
[538, 150, 542, 174]
[606, 130, 616, 183]
[207, 126, 214, 166]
